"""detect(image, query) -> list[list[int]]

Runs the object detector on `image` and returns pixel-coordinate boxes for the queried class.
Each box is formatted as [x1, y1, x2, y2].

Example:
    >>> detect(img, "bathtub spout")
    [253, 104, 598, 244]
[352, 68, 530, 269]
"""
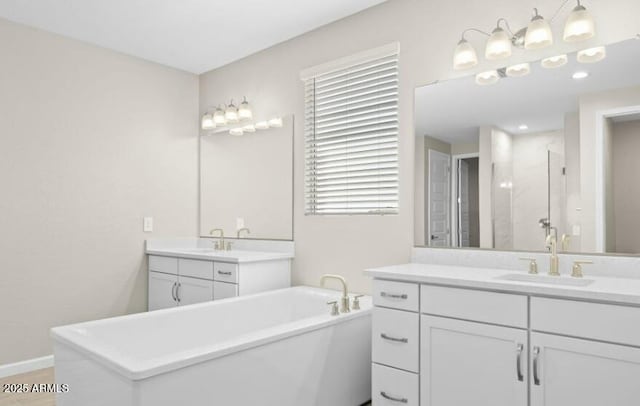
[320, 274, 350, 313]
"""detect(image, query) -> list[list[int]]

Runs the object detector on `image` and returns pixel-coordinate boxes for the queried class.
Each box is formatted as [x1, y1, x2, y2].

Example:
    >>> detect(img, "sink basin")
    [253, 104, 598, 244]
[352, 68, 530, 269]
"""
[495, 273, 594, 287]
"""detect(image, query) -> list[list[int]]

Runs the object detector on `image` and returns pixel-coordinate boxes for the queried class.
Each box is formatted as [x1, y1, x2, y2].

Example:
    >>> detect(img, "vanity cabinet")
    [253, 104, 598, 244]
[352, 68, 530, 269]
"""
[147, 254, 290, 311]
[370, 278, 640, 406]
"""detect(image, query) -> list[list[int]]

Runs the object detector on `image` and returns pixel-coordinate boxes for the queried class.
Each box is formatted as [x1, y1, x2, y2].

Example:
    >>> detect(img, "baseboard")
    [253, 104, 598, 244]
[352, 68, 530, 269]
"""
[0, 355, 54, 379]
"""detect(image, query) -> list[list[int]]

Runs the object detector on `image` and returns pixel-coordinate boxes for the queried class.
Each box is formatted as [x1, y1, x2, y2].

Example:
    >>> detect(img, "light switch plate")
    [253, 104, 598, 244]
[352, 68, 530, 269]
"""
[143, 217, 153, 232]
[236, 217, 245, 230]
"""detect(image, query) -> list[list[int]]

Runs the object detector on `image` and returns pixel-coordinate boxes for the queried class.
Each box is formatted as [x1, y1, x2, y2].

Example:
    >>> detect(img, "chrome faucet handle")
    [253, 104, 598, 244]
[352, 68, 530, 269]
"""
[326, 301, 339, 316]
[225, 241, 233, 251]
[352, 294, 364, 310]
[519, 258, 538, 274]
[571, 260, 593, 278]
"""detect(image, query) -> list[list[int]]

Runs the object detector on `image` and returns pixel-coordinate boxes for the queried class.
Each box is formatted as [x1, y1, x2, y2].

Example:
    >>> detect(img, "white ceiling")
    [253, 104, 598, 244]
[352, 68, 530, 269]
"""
[0, 0, 387, 74]
[415, 38, 640, 144]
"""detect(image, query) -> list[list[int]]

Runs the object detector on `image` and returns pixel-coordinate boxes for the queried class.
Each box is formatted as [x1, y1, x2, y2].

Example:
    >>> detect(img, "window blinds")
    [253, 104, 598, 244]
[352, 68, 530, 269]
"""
[304, 51, 399, 215]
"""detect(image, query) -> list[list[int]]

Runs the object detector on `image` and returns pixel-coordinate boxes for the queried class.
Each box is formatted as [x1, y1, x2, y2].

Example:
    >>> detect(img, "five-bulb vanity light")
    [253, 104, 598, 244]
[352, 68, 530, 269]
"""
[453, 0, 606, 86]
[200, 97, 283, 136]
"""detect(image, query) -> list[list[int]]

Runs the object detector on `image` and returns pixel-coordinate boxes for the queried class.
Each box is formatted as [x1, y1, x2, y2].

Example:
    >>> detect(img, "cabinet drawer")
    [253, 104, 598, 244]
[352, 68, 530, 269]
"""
[213, 281, 239, 300]
[421, 285, 527, 328]
[372, 363, 419, 406]
[373, 280, 419, 312]
[373, 307, 419, 373]
[178, 258, 214, 280]
[531, 297, 640, 346]
[148, 255, 178, 275]
[214, 262, 239, 283]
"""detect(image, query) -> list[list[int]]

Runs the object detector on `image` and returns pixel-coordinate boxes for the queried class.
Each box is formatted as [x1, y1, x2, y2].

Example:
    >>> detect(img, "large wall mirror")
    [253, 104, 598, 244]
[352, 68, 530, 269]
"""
[415, 38, 640, 255]
[200, 116, 293, 240]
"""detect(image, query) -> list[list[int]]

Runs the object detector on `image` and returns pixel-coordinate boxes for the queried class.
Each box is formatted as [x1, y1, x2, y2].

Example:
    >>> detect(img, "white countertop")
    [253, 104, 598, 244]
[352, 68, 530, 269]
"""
[146, 247, 294, 263]
[364, 263, 640, 305]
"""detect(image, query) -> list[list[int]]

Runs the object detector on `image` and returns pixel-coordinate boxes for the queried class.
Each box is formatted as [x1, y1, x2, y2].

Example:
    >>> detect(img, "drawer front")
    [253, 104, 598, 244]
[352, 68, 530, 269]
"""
[148, 255, 178, 275]
[178, 258, 214, 280]
[373, 307, 419, 373]
[213, 281, 239, 300]
[421, 285, 527, 328]
[213, 262, 239, 283]
[372, 363, 419, 406]
[373, 280, 419, 312]
[531, 297, 640, 346]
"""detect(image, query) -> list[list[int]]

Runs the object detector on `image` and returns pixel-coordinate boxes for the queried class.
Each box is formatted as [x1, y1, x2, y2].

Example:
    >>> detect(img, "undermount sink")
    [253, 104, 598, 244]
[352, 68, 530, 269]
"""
[495, 273, 595, 287]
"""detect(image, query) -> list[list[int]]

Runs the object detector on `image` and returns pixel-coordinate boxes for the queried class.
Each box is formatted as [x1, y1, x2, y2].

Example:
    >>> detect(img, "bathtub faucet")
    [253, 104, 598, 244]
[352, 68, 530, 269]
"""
[320, 274, 350, 313]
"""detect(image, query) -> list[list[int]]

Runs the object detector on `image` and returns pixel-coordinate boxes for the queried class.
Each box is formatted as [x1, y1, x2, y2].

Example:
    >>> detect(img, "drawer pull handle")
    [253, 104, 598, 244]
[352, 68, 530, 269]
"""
[516, 343, 524, 382]
[171, 282, 177, 302]
[176, 283, 181, 303]
[380, 391, 408, 403]
[380, 333, 408, 343]
[380, 292, 408, 300]
[533, 346, 541, 386]
[218, 271, 232, 275]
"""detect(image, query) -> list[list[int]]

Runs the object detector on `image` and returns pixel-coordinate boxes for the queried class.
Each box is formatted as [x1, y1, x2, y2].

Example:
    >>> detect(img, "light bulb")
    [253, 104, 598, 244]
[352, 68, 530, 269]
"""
[564, 2, 595, 42]
[485, 27, 512, 60]
[453, 38, 478, 70]
[238, 97, 253, 121]
[201, 112, 215, 130]
[225, 101, 239, 123]
[541, 54, 568, 68]
[213, 106, 226, 125]
[242, 124, 256, 133]
[475, 70, 500, 86]
[229, 127, 243, 136]
[268, 117, 283, 128]
[577, 46, 606, 63]
[525, 11, 553, 50]
[506, 63, 531, 77]
[255, 121, 270, 130]
[572, 71, 589, 79]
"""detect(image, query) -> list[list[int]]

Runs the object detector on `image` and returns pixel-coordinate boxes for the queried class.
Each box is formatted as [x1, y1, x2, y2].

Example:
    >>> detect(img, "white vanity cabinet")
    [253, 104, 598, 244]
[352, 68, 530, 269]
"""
[369, 276, 640, 406]
[147, 254, 290, 311]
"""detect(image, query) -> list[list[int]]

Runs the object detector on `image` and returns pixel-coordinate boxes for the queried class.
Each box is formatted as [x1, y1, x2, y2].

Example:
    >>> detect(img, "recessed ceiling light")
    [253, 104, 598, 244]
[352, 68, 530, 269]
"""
[572, 71, 589, 79]
[518, 124, 529, 130]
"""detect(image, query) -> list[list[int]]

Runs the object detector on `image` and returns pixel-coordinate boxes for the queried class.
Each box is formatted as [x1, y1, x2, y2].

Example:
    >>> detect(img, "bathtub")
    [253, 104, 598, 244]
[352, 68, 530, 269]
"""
[51, 286, 372, 406]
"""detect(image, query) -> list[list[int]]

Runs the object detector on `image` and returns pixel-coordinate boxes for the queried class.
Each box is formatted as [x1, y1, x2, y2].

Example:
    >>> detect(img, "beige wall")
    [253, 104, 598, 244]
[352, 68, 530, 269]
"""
[0, 19, 199, 364]
[611, 120, 640, 253]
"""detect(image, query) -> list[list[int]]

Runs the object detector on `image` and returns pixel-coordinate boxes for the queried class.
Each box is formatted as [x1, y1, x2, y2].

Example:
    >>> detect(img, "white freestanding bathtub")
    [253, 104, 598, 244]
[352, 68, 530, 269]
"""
[51, 286, 372, 406]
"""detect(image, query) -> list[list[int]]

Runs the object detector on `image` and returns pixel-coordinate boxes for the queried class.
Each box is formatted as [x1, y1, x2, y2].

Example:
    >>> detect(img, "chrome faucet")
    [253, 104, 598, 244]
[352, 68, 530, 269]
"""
[545, 234, 560, 276]
[320, 274, 350, 313]
[209, 228, 225, 250]
[237, 227, 251, 238]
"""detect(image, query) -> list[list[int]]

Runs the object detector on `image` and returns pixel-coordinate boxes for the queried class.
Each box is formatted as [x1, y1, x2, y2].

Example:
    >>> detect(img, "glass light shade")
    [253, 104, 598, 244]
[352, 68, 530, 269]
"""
[563, 4, 595, 42]
[201, 113, 215, 130]
[453, 39, 478, 70]
[485, 27, 512, 60]
[242, 124, 256, 133]
[225, 103, 239, 123]
[475, 70, 500, 86]
[213, 107, 226, 125]
[229, 127, 244, 136]
[541, 54, 568, 68]
[268, 117, 283, 128]
[506, 63, 531, 77]
[255, 121, 270, 130]
[238, 99, 253, 121]
[577, 46, 606, 63]
[525, 15, 553, 50]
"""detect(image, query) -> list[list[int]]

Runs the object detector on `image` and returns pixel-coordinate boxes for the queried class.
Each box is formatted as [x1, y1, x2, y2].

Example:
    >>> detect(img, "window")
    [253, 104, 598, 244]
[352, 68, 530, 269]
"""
[303, 44, 399, 215]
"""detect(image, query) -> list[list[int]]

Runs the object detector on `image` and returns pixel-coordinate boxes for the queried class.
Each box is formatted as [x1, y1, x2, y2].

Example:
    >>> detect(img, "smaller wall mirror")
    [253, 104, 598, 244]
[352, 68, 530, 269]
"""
[200, 116, 293, 240]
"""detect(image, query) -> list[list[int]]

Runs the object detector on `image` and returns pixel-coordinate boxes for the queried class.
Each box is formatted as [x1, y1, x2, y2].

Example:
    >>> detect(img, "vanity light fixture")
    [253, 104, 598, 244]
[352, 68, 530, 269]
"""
[238, 97, 253, 121]
[201, 112, 215, 131]
[541, 54, 568, 68]
[213, 106, 227, 125]
[475, 70, 500, 86]
[453, 37, 479, 70]
[572, 71, 589, 79]
[254, 121, 270, 130]
[229, 127, 244, 136]
[242, 124, 256, 133]
[506, 63, 531, 77]
[563, 0, 595, 42]
[225, 100, 239, 123]
[268, 117, 283, 128]
[577, 46, 606, 63]
[485, 22, 512, 60]
[524, 8, 554, 50]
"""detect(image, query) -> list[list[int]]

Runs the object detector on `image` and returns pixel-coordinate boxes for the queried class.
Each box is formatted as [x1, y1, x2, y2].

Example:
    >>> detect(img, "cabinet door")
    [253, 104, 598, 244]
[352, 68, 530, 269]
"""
[177, 276, 213, 306]
[420, 315, 527, 406]
[530, 332, 640, 406]
[148, 271, 178, 311]
[213, 281, 238, 300]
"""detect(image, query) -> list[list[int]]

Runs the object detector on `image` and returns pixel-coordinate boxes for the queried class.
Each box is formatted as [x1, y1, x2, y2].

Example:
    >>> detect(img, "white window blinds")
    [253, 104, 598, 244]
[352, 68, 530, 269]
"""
[303, 46, 399, 215]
